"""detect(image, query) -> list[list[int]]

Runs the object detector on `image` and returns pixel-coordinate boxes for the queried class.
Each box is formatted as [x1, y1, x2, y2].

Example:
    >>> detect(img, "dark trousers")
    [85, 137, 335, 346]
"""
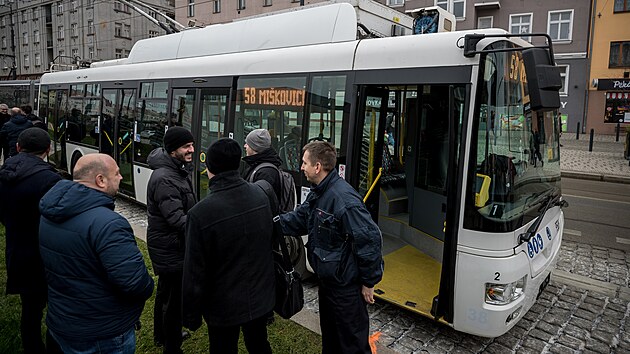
[20, 292, 46, 354]
[318, 282, 371, 354]
[154, 271, 184, 354]
[207, 315, 271, 354]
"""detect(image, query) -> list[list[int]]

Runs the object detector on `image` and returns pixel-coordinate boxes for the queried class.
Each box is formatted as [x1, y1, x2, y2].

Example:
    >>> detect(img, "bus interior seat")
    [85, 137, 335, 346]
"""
[479, 153, 517, 203]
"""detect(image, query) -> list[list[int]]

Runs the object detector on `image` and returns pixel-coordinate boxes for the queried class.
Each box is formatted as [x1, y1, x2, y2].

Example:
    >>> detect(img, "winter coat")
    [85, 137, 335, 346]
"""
[0, 153, 61, 295]
[0, 115, 33, 157]
[39, 179, 154, 341]
[26, 113, 46, 131]
[280, 169, 384, 288]
[146, 148, 196, 275]
[242, 148, 283, 201]
[182, 171, 275, 329]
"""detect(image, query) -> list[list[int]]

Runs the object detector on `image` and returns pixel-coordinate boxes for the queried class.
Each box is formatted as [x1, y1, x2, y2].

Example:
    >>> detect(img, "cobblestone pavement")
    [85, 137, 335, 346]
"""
[116, 199, 630, 353]
[556, 240, 630, 288]
[560, 134, 630, 179]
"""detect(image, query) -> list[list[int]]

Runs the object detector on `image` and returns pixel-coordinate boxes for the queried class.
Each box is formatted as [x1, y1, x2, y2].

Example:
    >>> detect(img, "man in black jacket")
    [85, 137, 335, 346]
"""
[0, 128, 62, 353]
[183, 138, 275, 354]
[146, 126, 196, 354]
[0, 104, 10, 163]
[0, 107, 32, 159]
[243, 128, 282, 201]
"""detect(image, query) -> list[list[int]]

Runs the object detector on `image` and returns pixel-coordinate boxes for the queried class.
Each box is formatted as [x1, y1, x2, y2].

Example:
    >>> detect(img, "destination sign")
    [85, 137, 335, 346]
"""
[242, 87, 306, 107]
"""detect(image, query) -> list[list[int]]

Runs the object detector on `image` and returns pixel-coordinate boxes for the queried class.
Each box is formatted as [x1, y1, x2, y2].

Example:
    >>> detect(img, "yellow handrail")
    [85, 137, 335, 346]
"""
[363, 167, 383, 203]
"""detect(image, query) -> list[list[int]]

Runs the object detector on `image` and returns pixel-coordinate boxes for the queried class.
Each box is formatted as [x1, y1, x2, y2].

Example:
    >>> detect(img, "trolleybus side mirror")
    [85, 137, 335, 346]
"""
[522, 47, 562, 111]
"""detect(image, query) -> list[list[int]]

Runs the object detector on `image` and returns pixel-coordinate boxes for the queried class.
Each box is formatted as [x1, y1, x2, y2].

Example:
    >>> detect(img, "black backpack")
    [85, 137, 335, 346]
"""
[249, 162, 297, 213]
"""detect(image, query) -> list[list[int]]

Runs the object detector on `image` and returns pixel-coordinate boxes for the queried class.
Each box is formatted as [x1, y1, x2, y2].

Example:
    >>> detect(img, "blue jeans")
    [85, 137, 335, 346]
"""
[49, 326, 136, 354]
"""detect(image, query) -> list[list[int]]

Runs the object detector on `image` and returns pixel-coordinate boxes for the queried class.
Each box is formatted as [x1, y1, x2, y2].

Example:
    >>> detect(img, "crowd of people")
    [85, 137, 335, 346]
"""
[0, 113, 384, 354]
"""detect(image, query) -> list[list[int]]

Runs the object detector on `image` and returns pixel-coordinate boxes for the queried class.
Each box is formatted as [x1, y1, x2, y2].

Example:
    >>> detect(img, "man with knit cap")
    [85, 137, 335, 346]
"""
[146, 126, 197, 354]
[183, 138, 275, 354]
[0, 128, 62, 353]
[243, 128, 282, 202]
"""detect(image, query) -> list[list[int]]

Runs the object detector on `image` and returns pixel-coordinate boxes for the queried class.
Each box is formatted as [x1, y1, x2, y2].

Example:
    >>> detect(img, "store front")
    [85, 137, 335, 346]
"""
[587, 78, 630, 134]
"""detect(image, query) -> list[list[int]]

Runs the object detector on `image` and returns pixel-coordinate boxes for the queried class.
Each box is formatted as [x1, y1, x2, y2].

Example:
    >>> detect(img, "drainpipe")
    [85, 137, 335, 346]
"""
[583, 0, 597, 134]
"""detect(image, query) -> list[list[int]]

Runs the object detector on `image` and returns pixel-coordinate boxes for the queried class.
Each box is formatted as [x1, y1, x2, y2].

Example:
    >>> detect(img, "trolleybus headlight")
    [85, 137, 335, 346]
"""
[485, 276, 526, 305]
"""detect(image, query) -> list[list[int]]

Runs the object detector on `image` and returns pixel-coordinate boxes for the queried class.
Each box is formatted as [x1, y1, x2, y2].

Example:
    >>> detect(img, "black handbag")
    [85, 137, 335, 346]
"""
[254, 180, 304, 319]
[272, 227, 304, 319]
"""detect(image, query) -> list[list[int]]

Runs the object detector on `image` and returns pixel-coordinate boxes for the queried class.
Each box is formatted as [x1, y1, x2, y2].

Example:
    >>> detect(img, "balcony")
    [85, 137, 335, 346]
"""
[473, 0, 500, 10]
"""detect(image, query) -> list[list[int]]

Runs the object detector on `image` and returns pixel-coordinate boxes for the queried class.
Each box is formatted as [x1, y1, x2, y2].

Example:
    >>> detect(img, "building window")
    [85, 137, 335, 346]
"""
[88, 20, 94, 35]
[148, 10, 156, 18]
[58, 25, 64, 39]
[477, 16, 492, 29]
[24, 54, 29, 68]
[614, 0, 630, 12]
[238, 0, 245, 10]
[89, 47, 94, 59]
[213, 0, 221, 13]
[72, 48, 78, 59]
[87, 0, 93, 7]
[387, 0, 404, 6]
[263, 0, 272, 6]
[115, 23, 122, 37]
[149, 30, 159, 38]
[113, 2, 129, 12]
[35, 53, 41, 66]
[188, 0, 194, 17]
[605, 92, 630, 123]
[123, 24, 131, 38]
[609, 41, 630, 68]
[34, 30, 40, 43]
[115, 48, 123, 59]
[21, 10, 26, 23]
[435, 0, 465, 18]
[32, 8, 37, 21]
[22, 31, 28, 45]
[548, 10, 573, 41]
[71, 23, 78, 37]
[57, 1, 63, 14]
[1, 36, 5, 49]
[59, 49, 64, 58]
[71, 0, 78, 11]
[1, 16, 5, 27]
[510, 13, 533, 41]
[558, 65, 569, 96]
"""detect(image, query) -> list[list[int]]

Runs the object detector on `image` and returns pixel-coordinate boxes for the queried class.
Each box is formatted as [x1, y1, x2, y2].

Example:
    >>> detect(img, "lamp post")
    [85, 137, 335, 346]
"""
[0, 0, 17, 79]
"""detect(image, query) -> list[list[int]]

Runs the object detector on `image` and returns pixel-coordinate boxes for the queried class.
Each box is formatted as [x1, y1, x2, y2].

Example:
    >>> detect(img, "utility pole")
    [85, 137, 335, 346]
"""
[1, 0, 17, 79]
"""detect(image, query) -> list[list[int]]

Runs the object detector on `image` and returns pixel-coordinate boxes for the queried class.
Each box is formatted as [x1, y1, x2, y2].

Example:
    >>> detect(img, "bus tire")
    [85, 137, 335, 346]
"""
[282, 235, 310, 279]
[70, 152, 83, 178]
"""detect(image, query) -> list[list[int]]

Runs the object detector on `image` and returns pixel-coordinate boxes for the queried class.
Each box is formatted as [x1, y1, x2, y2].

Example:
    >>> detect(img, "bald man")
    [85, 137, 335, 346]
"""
[39, 154, 154, 353]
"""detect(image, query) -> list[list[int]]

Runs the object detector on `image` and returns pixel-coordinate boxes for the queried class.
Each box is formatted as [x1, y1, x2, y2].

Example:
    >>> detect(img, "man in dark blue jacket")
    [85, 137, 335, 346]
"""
[0, 107, 32, 159]
[0, 128, 62, 354]
[280, 141, 383, 354]
[39, 153, 154, 353]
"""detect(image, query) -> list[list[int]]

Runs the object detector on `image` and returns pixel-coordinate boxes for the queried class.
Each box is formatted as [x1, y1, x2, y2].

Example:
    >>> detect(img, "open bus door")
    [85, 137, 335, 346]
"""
[355, 84, 467, 325]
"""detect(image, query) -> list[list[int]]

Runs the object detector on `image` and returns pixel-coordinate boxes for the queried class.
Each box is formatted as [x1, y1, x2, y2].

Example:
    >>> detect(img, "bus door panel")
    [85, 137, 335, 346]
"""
[170, 87, 229, 201]
[408, 85, 454, 242]
[46, 89, 68, 170]
[354, 86, 388, 221]
[100, 88, 136, 198]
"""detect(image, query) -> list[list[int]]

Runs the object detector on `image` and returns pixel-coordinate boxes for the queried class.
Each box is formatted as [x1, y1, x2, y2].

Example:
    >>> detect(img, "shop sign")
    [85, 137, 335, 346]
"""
[597, 79, 630, 91]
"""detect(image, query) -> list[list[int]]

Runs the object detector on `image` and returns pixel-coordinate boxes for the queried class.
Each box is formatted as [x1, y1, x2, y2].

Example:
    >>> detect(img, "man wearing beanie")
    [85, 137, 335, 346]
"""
[183, 138, 275, 354]
[0, 127, 63, 353]
[243, 128, 282, 202]
[146, 126, 197, 354]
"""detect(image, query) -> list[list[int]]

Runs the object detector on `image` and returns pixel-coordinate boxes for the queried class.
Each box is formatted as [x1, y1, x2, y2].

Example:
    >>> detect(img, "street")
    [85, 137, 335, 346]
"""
[561, 178, 630, 252]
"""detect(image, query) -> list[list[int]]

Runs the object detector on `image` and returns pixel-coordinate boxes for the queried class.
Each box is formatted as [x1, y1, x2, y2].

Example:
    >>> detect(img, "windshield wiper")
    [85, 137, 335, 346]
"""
[518, 189, 568, 244]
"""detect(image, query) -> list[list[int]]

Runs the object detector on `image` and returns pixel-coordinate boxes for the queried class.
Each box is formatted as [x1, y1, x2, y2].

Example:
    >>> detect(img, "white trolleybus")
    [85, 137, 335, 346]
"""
[38, 1, 566, 337]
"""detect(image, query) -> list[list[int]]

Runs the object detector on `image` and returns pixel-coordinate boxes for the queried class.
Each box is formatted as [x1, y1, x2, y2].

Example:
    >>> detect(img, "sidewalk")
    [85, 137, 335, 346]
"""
[560, 133, 630, 183]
